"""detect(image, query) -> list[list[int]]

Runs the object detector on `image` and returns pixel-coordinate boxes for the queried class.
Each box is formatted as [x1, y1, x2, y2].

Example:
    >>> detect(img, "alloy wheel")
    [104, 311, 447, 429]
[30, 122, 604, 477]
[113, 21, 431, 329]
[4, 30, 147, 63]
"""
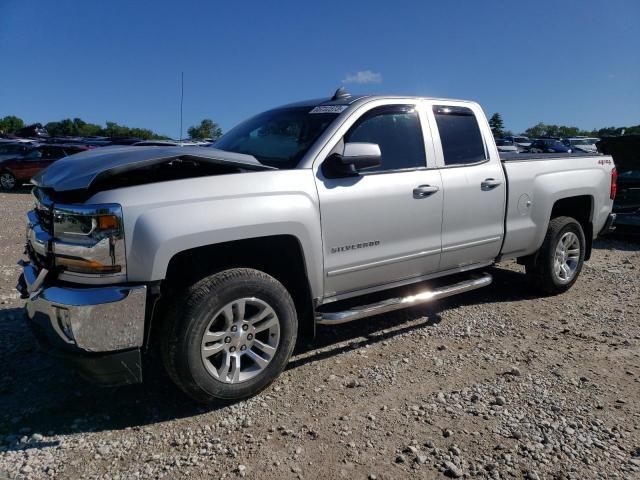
[0, 173, 15, 190]
[553, 231, 580, 283]
[200, 297, 280, 384]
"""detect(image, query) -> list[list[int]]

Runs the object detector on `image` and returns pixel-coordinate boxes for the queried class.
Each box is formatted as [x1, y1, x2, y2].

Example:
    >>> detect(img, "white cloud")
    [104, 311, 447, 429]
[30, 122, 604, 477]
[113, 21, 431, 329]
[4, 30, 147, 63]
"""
[342, 70, 382, 85]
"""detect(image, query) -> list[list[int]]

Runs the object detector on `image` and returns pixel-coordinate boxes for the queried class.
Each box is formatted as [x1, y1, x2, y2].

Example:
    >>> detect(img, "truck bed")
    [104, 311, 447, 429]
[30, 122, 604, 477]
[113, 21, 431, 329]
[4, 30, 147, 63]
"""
[499, 153, 614, 261]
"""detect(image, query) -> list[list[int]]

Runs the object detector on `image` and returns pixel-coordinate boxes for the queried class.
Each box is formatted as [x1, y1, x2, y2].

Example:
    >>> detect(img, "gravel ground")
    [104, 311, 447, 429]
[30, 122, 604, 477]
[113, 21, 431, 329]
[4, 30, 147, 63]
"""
[0, 189, 638, 480]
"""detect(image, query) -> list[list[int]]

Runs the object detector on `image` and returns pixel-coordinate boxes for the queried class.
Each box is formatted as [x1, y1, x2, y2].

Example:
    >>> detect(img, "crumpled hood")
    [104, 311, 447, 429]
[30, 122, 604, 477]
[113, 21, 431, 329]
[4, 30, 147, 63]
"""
[32, 145, 272, 192]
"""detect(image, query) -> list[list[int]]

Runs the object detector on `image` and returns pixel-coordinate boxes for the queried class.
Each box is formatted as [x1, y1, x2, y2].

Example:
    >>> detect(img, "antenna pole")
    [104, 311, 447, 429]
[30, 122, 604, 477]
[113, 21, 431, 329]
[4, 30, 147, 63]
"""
[179, 72, 184, 142]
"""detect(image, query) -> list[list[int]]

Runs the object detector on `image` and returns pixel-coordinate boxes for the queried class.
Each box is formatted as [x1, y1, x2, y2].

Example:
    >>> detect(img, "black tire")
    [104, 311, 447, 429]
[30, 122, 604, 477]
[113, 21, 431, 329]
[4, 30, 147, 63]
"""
[160, 268, 297, 403]
[0, 171, 16, 190]
[526, 216, 586, 295]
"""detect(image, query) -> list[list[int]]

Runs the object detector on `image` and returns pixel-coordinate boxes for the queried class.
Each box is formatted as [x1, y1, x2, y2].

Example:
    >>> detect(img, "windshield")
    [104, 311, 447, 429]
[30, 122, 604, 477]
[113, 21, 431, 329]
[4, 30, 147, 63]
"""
[212, 106, 340, 168]
[570, 139, 596, 145]
[513, 137, 529, 143]
[495, 139, 513, 146]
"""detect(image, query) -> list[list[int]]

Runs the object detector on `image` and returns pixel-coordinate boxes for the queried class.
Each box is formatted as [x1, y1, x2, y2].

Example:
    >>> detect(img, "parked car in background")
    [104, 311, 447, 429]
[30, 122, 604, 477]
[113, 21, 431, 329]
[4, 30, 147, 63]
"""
[0, 142, 32, 161]
[45, 136, 113, 147]
[597, 135, 640, 232]
[132, 140, 208, 147]
[505, 135, 532, 151]
[0, 137, 36, 144]
[563, 137, 599, 153]
[0, 144, 89, 190]
[495, 138, 519, 153]
[132, 140, 182, 147]
[529, 138, 572, 154]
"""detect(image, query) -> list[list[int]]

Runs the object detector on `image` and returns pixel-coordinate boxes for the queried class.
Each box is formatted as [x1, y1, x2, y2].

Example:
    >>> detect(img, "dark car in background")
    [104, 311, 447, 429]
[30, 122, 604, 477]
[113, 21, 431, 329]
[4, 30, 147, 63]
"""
[529, 138, 573, 153]
[0, 142, 33, 161]
[598, 135, 640, 232]
[0, 144, 89, 190]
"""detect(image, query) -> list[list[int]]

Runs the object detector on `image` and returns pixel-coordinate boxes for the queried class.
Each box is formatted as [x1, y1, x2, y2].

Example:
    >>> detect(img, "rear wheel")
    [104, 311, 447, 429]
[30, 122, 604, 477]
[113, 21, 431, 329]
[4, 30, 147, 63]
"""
[0, 171, 16, 190]
[161, 268, 297, 403]
[526, 216, 585, 294]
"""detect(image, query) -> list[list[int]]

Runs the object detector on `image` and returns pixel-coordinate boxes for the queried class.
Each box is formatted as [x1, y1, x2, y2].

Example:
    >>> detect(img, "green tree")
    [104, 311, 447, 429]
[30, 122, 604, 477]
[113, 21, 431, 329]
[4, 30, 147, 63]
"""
[556, 125, 582, 138]
[525, 122, 603, 138]
[102, 121, 165, 140]
[596, 126, 628, 137]
[489, 113, 506, 137]
[47, 118, 109, 137]
[623, 125, 640, 136]
[524, 122, 547, 138]
[0, 115, 25, 134]
[188, 119, 223, 140]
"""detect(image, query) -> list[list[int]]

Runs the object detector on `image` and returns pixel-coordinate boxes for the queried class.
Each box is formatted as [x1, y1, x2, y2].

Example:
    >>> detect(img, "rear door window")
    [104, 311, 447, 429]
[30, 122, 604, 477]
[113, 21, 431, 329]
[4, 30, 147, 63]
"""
[433, 106, 486, 166]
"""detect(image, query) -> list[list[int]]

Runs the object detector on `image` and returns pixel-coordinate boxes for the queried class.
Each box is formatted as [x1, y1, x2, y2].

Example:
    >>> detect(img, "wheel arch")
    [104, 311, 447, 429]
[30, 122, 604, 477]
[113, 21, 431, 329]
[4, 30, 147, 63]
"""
[159, 235, 316, 341]
[549, 195, 594, 260]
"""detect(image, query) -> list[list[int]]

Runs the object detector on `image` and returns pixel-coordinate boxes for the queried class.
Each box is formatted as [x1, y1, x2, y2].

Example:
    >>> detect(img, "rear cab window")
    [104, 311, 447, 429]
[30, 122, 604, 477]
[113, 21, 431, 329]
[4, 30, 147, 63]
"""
[433, 105, 487, 166]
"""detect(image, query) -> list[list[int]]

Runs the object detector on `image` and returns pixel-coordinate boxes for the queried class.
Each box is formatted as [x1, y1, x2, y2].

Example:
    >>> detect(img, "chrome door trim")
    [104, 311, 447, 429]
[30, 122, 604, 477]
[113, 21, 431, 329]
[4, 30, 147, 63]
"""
[441, 236, 502, 253]
[326, 248, 441, 277]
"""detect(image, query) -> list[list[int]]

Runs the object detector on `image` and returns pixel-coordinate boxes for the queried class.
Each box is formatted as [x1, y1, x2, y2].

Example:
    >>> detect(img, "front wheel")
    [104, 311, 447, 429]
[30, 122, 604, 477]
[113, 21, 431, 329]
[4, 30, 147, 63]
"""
[526, 216, 586, 294]
[0, 171, 16, 190]
[161, 268, 298, 403]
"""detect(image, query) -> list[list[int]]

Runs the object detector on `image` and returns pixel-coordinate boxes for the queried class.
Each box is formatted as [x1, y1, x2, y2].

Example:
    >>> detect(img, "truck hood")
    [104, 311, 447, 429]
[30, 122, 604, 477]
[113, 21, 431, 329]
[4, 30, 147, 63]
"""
[32, 145, 273, 192]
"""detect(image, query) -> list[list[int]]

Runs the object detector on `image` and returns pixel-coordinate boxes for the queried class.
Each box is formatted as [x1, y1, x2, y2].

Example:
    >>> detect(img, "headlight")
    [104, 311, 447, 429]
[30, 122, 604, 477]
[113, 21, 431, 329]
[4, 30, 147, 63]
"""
[52, 204, 125, 276]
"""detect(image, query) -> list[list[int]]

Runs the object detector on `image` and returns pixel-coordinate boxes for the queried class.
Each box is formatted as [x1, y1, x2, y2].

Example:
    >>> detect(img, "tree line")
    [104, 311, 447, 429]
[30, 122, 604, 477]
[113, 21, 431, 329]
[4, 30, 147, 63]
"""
[2, 112, 637, 142]
[488, 113, 640, 139]
[0, 115, 223, 140]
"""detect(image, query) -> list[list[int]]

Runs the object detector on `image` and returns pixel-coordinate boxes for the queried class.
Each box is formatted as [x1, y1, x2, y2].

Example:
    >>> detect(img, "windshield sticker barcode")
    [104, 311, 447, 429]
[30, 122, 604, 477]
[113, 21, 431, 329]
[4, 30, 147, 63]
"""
[309, 105, 348, 114]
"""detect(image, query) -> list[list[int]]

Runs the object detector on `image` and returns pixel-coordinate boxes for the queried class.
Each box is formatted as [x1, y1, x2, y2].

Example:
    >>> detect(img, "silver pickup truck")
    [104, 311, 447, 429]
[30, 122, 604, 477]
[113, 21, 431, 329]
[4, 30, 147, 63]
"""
[17, 89, 617, 402]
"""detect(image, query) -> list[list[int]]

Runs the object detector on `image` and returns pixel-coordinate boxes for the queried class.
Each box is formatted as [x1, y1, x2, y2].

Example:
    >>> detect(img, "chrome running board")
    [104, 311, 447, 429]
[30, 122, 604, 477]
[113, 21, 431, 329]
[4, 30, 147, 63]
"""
[316, 272, 492, 326]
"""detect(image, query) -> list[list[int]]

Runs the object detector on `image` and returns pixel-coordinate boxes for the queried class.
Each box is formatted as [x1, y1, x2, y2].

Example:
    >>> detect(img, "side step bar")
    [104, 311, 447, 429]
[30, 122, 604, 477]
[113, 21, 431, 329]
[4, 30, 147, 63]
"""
[316, 272, 492, 326]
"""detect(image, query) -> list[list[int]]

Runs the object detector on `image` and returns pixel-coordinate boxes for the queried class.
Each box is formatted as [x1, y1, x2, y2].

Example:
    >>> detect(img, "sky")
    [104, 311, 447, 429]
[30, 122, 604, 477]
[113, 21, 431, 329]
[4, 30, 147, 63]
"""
[1, 0, 639, 137]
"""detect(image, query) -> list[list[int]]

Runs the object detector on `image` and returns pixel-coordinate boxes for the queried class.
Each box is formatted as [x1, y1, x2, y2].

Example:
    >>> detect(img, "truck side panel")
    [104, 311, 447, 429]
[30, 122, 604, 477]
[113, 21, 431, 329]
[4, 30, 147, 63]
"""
[500, 156, 614, 260]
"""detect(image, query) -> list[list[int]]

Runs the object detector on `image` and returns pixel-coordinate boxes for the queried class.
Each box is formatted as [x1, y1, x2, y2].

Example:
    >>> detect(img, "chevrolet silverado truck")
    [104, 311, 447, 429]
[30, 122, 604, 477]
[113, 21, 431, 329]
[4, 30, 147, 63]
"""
[16, 89, 617, 402]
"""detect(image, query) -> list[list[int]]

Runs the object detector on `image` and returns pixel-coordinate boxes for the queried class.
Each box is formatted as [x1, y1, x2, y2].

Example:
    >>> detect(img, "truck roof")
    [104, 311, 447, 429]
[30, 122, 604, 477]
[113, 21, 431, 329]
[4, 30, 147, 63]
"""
[279, 89, 477, 109]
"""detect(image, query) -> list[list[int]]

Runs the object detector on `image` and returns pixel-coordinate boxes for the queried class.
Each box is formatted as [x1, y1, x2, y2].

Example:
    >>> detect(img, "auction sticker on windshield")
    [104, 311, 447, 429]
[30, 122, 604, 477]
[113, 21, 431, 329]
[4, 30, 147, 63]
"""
[309, 105, 348, 114]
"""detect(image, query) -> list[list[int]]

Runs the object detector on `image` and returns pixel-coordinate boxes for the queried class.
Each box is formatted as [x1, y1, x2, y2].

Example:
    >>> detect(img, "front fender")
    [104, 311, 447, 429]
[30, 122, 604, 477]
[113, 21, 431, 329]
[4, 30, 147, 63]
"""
[89, 170, 324, 299]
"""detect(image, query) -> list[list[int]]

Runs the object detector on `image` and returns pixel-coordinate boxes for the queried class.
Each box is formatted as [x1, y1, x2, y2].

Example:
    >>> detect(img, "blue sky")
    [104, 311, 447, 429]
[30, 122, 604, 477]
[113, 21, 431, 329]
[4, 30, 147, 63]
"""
[1, 0, 638, 137]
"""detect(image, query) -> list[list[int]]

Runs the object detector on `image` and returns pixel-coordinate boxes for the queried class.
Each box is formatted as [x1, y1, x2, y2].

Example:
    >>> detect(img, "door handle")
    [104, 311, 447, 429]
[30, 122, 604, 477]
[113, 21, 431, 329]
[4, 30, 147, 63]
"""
[481, 178, 502, 190]
[413, 185, 440, 198]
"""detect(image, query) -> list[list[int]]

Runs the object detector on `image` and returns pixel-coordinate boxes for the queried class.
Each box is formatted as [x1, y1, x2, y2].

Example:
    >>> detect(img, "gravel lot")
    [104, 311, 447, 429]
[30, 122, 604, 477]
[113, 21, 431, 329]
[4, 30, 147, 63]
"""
[0, 189, 638, 479]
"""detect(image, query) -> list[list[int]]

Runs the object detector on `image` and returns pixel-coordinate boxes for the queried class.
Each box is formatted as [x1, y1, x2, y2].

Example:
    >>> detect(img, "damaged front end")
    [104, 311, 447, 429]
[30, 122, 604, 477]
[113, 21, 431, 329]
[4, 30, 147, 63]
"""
[19, 146, 275, 385]
[32, 145, 274, 195]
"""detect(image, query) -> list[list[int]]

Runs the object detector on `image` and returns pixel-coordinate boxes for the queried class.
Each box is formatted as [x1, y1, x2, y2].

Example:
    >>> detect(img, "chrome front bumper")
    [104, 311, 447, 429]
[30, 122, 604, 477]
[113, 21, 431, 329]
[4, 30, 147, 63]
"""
[18, 261, 147, 353]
